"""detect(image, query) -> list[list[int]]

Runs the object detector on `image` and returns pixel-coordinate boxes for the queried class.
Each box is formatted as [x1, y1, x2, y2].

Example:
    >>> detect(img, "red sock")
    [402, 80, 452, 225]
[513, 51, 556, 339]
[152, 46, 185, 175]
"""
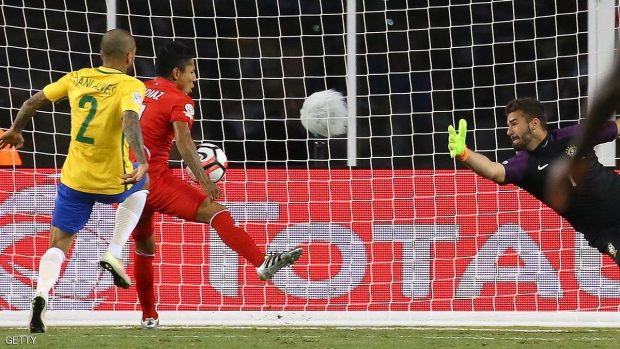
[134, 252, 157, 320]
[210, 210, 265, 267]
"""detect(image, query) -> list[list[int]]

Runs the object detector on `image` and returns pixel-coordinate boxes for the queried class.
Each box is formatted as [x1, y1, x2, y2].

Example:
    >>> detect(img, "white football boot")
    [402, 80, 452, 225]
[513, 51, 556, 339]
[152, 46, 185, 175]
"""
[256, 247, 303, 281]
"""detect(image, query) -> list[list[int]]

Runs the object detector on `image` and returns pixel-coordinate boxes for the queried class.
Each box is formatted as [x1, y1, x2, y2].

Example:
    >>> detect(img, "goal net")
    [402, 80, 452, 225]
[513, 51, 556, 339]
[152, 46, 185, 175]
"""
[1, 0, 620, 325]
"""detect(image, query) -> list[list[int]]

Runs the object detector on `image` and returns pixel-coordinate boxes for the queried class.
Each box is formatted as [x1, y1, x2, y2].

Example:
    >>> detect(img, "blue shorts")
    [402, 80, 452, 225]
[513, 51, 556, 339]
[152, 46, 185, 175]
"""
[52, 171, 147, 233]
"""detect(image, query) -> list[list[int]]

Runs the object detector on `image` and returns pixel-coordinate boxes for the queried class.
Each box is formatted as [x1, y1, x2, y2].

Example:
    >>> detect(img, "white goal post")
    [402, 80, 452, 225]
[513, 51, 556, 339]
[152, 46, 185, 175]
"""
[1, 0, 620, 327]
[589, 0, 616, 165]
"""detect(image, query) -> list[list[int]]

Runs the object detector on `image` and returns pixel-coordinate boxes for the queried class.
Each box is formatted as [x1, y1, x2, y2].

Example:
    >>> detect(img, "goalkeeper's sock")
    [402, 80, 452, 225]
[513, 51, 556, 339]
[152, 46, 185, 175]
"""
[134, 251, 157, 319]
[210, 210, 265, 267]
[108, 190, 148, 259]
[35, 247, 65, 298]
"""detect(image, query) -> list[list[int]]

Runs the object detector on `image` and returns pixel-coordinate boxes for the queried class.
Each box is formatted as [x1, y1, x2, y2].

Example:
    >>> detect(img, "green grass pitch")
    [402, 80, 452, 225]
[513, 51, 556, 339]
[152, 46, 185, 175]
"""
[1, 326, 620, 349]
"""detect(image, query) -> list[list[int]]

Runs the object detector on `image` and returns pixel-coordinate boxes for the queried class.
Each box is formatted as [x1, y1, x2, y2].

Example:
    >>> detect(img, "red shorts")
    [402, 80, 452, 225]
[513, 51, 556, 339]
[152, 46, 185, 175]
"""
[132, 168, 208, 241]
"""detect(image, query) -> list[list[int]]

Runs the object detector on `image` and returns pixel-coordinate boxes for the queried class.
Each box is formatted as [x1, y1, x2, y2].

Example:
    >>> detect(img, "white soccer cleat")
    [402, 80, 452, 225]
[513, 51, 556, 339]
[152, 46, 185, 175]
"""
[256, 247, 303, 281]
[141, 317, 159, 330]
[29, 295, 47, 333]
[99, 251, 132, 289]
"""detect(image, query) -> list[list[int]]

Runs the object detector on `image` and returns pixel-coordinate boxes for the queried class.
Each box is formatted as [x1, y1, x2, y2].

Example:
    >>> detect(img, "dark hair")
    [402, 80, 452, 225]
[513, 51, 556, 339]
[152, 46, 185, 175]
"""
[505, 97, 548, 130]
[155, 41, 194, 78]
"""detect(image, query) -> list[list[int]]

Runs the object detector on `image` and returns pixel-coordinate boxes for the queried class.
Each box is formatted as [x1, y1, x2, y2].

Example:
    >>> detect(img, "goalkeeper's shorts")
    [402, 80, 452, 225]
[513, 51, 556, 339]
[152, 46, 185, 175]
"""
[132, 169, 207, 241]
[583, 229, 620, 267]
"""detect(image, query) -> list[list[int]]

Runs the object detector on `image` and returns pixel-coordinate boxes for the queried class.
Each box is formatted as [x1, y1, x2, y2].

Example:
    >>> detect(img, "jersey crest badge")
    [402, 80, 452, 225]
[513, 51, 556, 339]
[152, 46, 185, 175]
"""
[132, 92, 143, 106]
[565, 144, 577, 157]
[183, 103, 195, 119]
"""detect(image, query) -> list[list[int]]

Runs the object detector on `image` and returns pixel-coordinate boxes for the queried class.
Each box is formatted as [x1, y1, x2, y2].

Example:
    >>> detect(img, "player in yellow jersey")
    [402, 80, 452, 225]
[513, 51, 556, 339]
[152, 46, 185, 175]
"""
[0, 29, 149, 333]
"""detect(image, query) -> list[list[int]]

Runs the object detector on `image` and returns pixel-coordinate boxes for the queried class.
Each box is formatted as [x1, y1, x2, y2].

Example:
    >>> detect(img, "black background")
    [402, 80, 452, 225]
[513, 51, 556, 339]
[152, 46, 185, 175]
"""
[0, 0, 592, 169]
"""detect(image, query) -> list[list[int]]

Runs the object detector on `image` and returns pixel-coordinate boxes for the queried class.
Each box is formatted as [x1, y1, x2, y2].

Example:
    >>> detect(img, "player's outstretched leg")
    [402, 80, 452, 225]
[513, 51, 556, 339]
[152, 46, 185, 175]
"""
[100, 251, 132, 289]
[29, 295, 47, 333]
[207, 209, 265, 267]
[256, 247, 303, 281]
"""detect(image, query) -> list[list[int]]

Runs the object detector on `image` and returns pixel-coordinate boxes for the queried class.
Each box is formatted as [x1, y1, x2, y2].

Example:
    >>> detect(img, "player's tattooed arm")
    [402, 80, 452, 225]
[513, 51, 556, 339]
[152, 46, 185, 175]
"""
[122, 110, 147, 164]
[121, 110, 148, 184]
[12, 91, 51, 131]
[0, 91, 50, 149]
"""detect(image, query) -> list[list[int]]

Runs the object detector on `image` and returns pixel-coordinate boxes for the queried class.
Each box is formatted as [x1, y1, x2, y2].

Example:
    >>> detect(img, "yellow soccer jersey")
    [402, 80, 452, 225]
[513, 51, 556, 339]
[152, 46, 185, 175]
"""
[43, 66, 146, 194]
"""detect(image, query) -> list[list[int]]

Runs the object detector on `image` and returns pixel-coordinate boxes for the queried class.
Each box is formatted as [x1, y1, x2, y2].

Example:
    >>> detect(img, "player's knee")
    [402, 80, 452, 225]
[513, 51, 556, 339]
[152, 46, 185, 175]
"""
[609, 252, 620, 268]
[605, 242, 620, 267]
[196, 200, 226, 223]
[49, 226, 75, 255]
[134, 235, 156, 255]
[611, 251, 620, 267]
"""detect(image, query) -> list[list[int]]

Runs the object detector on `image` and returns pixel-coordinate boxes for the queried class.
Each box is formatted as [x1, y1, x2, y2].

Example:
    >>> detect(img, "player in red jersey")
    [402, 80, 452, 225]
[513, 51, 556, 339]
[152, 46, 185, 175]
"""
[133, 41, 302, 329]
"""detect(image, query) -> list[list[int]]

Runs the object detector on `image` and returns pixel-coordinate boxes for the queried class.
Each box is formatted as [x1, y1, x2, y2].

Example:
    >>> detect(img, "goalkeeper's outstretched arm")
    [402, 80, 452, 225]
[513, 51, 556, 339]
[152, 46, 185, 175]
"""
[448, 119, 506, 184]
[574, 60, 620, 160]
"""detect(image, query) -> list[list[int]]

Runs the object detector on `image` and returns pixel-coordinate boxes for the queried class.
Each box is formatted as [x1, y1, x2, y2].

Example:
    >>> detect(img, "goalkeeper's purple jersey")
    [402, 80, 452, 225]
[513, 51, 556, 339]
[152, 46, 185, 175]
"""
[502, 121, 619, 235]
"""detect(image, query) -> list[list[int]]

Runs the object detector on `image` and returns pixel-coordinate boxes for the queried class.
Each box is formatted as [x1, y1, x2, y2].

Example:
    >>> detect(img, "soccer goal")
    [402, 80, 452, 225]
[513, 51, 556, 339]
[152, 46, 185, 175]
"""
[1, 0, 620, 327]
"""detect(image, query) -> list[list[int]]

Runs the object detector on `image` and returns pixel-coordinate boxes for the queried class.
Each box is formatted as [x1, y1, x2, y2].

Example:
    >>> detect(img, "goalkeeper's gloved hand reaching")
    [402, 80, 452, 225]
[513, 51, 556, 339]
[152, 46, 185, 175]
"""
[448, 119, 469, 161]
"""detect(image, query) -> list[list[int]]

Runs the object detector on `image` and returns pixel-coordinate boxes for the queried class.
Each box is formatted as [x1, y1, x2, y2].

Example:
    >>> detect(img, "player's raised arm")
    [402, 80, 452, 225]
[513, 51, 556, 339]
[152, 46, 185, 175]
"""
[121, 110, 148, 184]
[0, 91, 50, 149]
[448, 119, 506, 183]
[546, 60, 620, 212]
[574, 60, 620, 159]
[173, 120, 220, 201]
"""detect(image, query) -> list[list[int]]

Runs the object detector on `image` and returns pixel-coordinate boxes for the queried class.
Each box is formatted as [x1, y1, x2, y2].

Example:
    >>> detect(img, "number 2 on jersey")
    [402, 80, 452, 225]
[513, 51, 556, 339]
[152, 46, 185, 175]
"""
[76, 95, 98, 144]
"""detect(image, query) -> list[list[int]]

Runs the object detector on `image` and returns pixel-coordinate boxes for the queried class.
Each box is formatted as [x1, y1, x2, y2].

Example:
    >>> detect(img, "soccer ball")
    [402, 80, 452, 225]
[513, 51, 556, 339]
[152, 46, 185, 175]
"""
[299, 89, 348, 137]
[186, 143, 228, 183]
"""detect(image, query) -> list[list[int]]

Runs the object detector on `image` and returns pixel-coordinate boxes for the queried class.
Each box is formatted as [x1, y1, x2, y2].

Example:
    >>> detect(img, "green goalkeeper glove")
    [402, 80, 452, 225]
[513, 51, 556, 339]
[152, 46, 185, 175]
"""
[448, 119, 468, 161]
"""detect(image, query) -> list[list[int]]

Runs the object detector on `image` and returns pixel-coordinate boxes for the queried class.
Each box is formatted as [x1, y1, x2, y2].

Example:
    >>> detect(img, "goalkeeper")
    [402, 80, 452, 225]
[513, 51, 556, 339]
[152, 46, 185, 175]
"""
[449, 97, 620, 266]
[131, 41, 302, 329]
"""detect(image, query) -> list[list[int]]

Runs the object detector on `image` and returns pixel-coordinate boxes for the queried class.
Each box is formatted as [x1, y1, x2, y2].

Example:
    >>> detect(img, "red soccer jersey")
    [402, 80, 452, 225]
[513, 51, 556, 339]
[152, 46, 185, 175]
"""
[140, 77, 195, 172]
